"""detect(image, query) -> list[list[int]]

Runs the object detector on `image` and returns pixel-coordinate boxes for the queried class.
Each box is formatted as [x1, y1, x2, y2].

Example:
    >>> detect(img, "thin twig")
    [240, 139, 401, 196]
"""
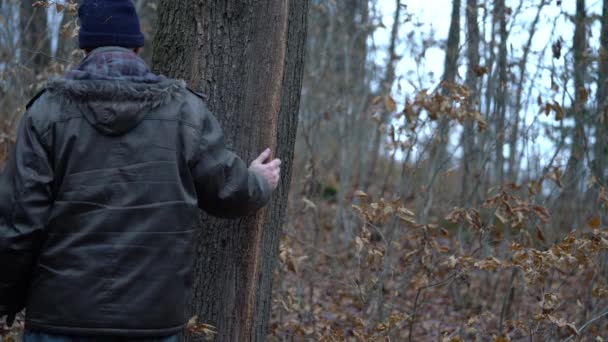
[408, 271, 462, 342]
[561, 306, 608, 342]
[498, 268, 518, 334]
[20, 48, 72, 64]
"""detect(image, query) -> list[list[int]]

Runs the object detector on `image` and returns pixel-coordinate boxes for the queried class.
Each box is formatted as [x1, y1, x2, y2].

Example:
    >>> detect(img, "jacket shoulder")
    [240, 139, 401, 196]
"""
[26, 89, 47, 109]
[179, 87, 213, 128]
[24, 88, 71, 136]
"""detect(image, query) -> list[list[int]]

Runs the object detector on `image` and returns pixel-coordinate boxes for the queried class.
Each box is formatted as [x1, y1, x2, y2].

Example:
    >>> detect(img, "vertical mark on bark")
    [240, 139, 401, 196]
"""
[241, 2, 290, 340]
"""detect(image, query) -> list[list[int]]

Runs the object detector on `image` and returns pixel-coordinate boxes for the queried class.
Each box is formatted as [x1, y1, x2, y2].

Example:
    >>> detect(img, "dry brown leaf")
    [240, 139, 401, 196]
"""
[474, 256, 503, 271]
[371, 96, 383, 105]
[578, 87, 589, 103]
[385, 95, 397, 112]
[302, 197, 317, 211]
[592, 287, 608, 298]
[495, 212, 508, 224]
[354, 190, 368, 198]
[286, 255, 298, 274]
[355, 236, 364, 253]
[587, 216, 601, 229]
[32, 1, 48, 8]
[553, 101, 564, 120]
[492, 336, 510, 342]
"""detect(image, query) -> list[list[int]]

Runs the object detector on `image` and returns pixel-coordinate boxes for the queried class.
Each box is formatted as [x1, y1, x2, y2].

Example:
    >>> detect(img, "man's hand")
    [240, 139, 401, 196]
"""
[249, 148, 281, 191]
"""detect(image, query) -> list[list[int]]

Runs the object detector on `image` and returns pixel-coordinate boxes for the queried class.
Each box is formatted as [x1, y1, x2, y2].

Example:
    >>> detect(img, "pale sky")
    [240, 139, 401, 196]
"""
[374, 0, 604, 174]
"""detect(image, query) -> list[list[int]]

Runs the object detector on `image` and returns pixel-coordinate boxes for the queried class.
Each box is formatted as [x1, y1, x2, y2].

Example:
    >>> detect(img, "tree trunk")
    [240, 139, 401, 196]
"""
[135, 0, 157, 65]
[334, 0, 370, 245]
[475, 0, 497, 198]
[595, 0, 608, 184]
[434, 0, 461, 162]
[362, 0, 401, 193]
[443, 0, 462, 87]
[152, 1, 309, 341]
[557, 0, 587, 231]
[422, 0, 460, 220]
[20, 0, 50, 72]
[461, 0, 479, 206]
[494, 0, 508, 184]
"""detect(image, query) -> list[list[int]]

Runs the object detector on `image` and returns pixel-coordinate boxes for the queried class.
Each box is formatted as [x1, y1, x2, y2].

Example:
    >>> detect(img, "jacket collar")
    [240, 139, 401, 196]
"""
[64, 46, 160, 83]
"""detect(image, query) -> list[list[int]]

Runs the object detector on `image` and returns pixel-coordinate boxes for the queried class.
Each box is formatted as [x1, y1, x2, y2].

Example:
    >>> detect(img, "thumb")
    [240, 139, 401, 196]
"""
[254, 148, 271, 164]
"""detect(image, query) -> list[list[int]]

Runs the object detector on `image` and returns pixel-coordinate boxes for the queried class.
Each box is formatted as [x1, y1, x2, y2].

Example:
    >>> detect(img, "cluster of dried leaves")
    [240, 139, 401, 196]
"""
[368, 83, 488, 156]
[32, 1, 80, 39]
[270, 170, 608, 341]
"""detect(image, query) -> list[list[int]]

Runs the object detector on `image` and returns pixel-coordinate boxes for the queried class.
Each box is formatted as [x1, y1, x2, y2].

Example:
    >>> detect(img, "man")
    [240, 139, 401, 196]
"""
[0, 0, 280, 341]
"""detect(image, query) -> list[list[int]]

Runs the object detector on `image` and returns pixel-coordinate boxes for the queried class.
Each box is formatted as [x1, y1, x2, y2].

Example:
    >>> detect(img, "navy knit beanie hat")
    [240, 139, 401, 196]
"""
[78, 0, 144, 49]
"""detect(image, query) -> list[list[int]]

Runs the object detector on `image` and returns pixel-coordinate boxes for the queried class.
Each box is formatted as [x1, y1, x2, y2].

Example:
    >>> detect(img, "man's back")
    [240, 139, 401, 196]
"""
[0, 47, 271, 337]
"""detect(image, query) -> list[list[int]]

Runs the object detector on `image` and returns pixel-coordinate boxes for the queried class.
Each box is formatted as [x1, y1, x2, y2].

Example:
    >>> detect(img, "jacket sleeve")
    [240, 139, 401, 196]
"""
[0, 112, 53, 320]
[191, 109, 271, 218]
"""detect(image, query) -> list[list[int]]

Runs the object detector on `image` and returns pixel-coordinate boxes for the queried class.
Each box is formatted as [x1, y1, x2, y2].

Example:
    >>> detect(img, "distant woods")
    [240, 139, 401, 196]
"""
[279, 0, 608, 339]
[293, 0, 608, 238]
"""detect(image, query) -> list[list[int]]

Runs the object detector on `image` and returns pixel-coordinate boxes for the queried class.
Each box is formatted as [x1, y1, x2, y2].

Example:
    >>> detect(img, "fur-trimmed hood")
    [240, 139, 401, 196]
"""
[43, 46, 187, 135]
[46, 77, 186, 135]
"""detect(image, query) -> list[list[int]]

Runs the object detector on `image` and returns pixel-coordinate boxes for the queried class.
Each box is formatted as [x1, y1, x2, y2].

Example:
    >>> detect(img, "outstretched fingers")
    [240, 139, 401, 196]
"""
[254, 148, 272, 164]
[249, 149, 281, 190]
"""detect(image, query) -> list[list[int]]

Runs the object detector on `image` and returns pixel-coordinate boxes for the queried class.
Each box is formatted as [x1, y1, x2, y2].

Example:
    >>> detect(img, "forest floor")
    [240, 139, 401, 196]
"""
[268, 185, 608, 341]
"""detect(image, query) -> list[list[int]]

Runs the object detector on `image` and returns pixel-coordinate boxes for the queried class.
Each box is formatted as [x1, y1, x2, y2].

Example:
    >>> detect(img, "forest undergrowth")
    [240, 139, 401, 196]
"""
[268, 84, 608, 341]
[270, 181, 608, 341]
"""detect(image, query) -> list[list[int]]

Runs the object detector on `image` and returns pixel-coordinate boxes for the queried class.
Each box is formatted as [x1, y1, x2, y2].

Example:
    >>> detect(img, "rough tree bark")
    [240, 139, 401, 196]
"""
[152, 1, 309, 341]
[494, 0, 508, 184]
[461, 0, 480, 206]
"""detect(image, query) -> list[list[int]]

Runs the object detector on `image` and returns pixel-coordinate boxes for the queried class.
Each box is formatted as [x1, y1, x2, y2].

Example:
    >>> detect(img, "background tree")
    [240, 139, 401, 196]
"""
[555, 0, 588, 231]
[152, 1, 309, 340]
[595, 0, 608, 185]
[421, 0, 461, 221]
[19, 0, 49, 73]
[461, 0, 480, 206]
[494, 0, 508, 184]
